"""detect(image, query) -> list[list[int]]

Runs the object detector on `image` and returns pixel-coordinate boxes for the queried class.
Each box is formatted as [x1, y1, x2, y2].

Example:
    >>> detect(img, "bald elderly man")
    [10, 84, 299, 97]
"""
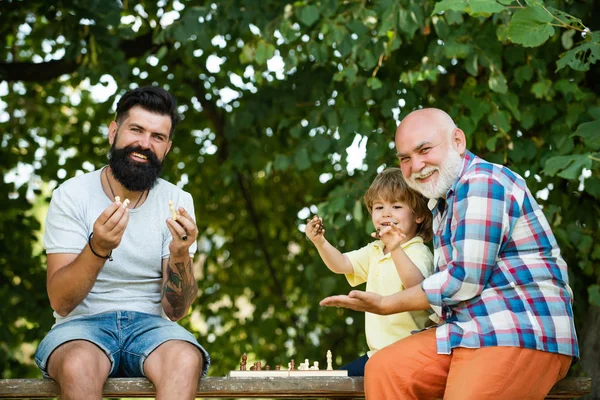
[321, 108, 578, 399]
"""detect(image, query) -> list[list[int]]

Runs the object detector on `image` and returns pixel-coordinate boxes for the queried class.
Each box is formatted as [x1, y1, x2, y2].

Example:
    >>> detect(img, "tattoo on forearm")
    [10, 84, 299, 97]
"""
[162, 258, 196, 318]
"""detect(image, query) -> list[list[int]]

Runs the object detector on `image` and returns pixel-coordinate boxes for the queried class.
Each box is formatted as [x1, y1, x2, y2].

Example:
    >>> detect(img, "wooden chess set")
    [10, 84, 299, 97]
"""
[228, 350, 348, 377]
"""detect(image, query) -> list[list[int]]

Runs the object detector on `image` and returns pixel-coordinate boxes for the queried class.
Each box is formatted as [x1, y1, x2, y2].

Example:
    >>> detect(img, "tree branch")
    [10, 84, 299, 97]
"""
[184, 75, 295, 322]
[186, 78, 228, 162]
[0, 31, 155, 82]
[235, 171, 294, 316]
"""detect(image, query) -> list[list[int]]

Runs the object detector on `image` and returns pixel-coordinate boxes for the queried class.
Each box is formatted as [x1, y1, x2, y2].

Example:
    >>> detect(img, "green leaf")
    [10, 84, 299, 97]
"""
[313, 135, 331, 154]
[366, 77, 383, 89]
[508, 6, 555, 47]
[155, 45, 168, 60]
[290, 125, 302, 138]
[585, 177, 600, 199]
[320, 0, 338, 16]
[432, 0, 468, 14]
[489, 72, 508, 94]
[554, 79, 585, 101]
[465, 53, 479, 76]
[531, 79, 553, 99]
[432, 0, 504, 15]
[570, 120, 600, 150]
[274, 154, 290, 171]
[488, 110, 511, 132]
[468, 0, 505, 15]
[496, 24, 509, 42]
[294, 147, 311, 170]
[398, 7, 420, 38]
[499, 92, 521, 121]
[444, 42, 471, 59]
[298, 5, 320, 27]
[444, 10, 464, 25]
[589, 285, 600, 307]
[308, 42, 329, 64]
[520, 109, 536, 129]
[565, 103, 585, 128]
[352, 200, 363, 223]
[543, 155, 592, 179]
[561, 29, 575, 50]
[486, 135, 499, 151]
[255, 41, 275, 65]
[337, 35, 353, 57]
[513, 65, 533, 87]
[358, 50, 378, 70]
[556, 39, 600, 72]
[240, 43, 255, 63]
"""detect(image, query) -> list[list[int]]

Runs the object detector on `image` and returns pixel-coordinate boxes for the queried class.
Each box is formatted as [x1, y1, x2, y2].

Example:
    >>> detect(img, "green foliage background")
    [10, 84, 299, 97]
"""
[1, 0, 599, 391]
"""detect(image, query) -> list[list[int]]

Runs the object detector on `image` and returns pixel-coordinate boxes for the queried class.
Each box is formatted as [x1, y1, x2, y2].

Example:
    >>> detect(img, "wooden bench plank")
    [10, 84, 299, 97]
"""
[0, 376, 591, 399]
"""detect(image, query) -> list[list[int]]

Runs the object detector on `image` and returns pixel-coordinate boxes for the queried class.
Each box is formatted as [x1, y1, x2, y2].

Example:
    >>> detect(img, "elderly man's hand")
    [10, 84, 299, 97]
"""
[320, 290, 391, 315]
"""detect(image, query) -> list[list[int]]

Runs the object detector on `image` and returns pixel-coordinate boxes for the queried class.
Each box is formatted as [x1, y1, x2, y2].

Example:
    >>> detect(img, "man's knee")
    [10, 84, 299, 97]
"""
[146, 340, 203, 378]
[48, 341, 110, 384]
[175, 343, 204, 374]
[364, 349, 386, 377]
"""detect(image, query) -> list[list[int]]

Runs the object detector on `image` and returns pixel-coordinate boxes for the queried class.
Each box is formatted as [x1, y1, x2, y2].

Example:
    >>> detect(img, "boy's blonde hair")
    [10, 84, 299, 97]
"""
[363, 168, 432, 242]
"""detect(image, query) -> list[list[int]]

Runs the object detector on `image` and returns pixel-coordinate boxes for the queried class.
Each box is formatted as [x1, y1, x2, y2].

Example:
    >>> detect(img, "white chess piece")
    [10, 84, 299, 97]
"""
[326, 350, 333, 371]
[313, 361, 319, 370]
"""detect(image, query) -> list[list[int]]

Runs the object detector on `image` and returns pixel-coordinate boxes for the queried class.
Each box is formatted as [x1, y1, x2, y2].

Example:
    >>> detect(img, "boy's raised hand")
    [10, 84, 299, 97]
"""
[372, 223, 406, 252]
[305, 215, 325, 244]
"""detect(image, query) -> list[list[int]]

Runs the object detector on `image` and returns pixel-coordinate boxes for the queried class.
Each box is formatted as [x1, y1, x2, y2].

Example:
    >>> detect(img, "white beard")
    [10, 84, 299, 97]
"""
[406, 147, 464, 199]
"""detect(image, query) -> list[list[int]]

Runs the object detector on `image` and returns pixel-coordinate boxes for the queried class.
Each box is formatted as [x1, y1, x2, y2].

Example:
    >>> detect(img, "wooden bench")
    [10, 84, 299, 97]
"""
[0, 376, 592, 399]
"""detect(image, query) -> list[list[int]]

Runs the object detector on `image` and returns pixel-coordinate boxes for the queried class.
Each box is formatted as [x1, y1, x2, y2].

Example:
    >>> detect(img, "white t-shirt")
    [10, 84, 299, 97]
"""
[43, 168, 197, 325]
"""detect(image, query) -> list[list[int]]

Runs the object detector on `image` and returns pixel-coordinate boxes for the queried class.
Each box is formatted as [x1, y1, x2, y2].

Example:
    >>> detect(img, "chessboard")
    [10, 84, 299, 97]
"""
[228, 370, 347, 378]
[228, 350, 348, 378]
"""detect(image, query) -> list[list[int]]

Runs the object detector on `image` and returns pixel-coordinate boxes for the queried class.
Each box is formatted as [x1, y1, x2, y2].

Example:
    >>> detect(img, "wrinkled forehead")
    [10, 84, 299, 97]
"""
[395, 123, 444, 154]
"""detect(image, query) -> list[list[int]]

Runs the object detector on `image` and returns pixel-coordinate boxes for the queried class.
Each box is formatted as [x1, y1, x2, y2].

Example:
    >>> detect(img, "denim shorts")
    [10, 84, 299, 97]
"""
[35, 311, 210, 378]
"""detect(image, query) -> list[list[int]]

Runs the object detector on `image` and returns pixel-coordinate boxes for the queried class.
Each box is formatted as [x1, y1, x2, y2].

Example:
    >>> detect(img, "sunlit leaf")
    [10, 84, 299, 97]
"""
[508, 6, 555, 47]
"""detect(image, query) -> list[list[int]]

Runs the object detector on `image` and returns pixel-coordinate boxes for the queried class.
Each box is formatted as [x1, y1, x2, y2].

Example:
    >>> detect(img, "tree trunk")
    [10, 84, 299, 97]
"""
[580, 305, 600, 400]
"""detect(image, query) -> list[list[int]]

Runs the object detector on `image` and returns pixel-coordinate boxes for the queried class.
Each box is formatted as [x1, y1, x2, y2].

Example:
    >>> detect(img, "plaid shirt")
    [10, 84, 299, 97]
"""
[422, 151, 579, 359]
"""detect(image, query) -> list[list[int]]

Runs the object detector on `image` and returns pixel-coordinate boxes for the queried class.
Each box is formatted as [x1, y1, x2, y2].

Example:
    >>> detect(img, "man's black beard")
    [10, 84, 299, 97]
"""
[108, 144, 164, 192]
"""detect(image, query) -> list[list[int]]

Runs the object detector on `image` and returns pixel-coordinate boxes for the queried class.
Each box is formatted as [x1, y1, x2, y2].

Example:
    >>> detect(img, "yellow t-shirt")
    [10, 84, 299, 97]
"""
[344, 236, 434, 357]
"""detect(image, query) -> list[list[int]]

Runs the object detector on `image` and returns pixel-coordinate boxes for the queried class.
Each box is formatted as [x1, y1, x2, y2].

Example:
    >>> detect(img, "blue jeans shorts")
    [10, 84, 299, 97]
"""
[339, 354, 369, 376]
[35, 311, 210, 378]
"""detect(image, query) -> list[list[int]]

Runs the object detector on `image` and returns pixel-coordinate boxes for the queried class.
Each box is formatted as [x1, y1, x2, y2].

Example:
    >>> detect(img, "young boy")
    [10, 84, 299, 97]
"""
[305, 168, 433, 376]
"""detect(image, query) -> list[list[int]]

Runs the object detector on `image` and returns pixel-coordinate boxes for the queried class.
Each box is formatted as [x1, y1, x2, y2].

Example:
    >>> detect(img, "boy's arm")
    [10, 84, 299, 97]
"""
[306, 216, 353, 274]
[390, 246, 426, 288]
[378, 224, 425, 288]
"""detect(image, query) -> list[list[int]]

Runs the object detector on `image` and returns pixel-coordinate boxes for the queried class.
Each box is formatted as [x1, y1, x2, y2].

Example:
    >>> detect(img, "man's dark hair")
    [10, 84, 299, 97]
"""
[115, 86, 181, 138]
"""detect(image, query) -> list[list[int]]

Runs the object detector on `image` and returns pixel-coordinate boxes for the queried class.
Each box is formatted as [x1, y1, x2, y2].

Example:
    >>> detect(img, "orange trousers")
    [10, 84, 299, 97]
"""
[365, 328, 572, 400]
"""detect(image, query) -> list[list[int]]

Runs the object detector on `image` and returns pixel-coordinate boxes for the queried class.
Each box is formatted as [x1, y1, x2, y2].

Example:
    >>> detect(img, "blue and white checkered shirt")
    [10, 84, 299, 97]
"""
[422, 151, 579, 359]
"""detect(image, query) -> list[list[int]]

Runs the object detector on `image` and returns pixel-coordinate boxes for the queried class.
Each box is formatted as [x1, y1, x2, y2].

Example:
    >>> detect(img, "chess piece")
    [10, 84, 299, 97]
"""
[326, 350, 333, 371]
[266, 365, 270, 370]
[276, 365, 281, 370]
[313, 361, 319, 370]
[290, 359, 295, 370]
[304, 359, 309, 370]
[240, 353, 247, 371]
